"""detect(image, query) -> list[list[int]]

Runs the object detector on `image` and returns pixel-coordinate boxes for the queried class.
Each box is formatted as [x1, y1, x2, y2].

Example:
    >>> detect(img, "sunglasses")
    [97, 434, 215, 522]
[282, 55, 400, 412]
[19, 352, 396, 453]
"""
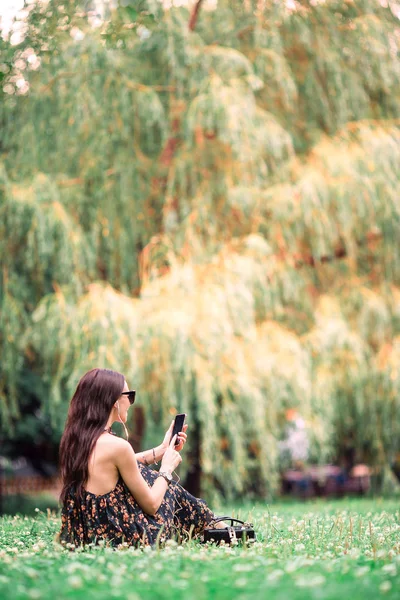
[121, 390, 136, 405]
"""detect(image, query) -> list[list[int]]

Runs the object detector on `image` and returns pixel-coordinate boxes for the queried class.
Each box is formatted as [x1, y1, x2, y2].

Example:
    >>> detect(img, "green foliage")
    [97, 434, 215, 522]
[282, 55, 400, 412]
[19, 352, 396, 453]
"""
[1, 492, 59, 516]
[1, 0, 400, 499]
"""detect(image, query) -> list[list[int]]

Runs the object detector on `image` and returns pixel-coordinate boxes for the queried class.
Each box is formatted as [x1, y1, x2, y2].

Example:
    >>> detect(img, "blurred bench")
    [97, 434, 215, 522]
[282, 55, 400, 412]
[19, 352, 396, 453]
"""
[1, 475, 61, 496]
[282, 464, 370, 498]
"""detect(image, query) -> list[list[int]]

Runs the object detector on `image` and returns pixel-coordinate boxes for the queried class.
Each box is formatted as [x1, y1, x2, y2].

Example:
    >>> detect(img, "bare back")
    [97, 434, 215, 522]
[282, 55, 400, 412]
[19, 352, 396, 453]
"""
[83, 429, 183, 517]
[85, 433, 121, 495]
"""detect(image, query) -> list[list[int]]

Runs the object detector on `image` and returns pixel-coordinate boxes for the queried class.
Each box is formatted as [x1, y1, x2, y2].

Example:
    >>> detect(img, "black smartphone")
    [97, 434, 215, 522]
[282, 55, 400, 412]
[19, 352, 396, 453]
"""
[171, 413, 186, 446]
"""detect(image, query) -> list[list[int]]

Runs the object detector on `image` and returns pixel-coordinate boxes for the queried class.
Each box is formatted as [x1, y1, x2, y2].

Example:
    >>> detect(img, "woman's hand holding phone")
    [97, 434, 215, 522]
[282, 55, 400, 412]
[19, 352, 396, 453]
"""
[160, 434, 182, 473]
[173, 425, 187, 452]
[161, 419, 188, 454]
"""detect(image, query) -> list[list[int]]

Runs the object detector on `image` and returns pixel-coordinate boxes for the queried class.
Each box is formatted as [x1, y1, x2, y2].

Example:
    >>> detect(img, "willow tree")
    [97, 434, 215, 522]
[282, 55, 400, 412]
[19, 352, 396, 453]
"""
[1, 0, 400, 499]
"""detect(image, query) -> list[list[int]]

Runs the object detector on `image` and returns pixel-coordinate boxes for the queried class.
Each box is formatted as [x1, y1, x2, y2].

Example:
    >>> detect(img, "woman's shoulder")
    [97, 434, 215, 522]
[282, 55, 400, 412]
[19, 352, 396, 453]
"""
[89, 433, 134, 470]
[95, 433, 133, 456]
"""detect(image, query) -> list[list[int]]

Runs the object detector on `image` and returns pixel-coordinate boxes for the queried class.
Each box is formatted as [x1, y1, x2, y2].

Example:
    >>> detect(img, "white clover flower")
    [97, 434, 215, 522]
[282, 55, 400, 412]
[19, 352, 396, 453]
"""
[342, 565, 350, 575]
[379, 581, 392, 593]
[68, 576, 83, 589]
[295, 574, 326, 587]
[267, 569, 284, 582]
[27, 54, 41, 70]
[233, 563, 253, 572]
[295, 543, 306, 552]
[382, 563, 397, 576]
[70, 27, 85, 41]
[25, 568, 38, 579]
[14, 59, 26, 70]
[285, 561, 299, 573]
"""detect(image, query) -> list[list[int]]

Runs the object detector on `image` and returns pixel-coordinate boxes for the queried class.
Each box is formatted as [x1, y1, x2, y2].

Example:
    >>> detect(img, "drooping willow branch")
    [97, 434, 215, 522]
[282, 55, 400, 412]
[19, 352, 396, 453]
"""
[40, 72, 175, 94]
[292, 231, 382, 269]
[189, 0, 205, 31]
[157, 0, 207, 173]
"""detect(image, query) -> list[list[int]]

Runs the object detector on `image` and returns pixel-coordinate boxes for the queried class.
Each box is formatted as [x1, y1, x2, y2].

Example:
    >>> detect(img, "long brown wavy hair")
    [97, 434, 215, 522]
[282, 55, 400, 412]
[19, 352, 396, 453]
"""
[59, 368, 125, 504]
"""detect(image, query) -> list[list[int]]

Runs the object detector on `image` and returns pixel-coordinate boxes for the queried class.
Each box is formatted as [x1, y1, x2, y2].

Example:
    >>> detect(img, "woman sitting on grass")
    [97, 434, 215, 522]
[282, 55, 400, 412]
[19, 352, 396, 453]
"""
[58, 368, 220, 548]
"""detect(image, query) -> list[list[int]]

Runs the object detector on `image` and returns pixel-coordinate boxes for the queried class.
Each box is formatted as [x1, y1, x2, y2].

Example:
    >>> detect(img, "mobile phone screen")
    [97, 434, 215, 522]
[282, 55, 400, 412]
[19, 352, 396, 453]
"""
[171, 413, 186, 445]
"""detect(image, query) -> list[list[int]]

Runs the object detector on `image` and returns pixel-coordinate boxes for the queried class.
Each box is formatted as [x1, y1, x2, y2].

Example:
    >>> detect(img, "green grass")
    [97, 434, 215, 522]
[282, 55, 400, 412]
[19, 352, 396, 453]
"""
[1, 498, 400, 599]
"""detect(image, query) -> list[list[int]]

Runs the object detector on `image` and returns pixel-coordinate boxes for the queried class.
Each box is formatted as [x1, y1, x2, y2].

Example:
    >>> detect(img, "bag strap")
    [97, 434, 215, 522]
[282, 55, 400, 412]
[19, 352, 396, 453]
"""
[209, 516, 246, 527]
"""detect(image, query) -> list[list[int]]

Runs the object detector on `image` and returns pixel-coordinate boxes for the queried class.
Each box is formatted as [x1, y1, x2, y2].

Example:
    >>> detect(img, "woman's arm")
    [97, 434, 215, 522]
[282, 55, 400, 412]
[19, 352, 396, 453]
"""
[114, 436, 182, 516]
[136, 445, 164, 465]
[136, 421, 188, 465]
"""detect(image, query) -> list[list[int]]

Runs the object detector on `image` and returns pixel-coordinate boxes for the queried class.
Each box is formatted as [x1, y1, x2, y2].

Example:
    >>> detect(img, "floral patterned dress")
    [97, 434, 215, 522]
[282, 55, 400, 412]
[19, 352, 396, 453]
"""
[59, 463, 215, 548]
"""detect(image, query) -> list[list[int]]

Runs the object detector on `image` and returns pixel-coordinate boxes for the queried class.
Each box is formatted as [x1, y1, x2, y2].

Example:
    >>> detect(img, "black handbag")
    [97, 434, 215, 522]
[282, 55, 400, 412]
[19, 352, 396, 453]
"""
[202, 516, 256, 545]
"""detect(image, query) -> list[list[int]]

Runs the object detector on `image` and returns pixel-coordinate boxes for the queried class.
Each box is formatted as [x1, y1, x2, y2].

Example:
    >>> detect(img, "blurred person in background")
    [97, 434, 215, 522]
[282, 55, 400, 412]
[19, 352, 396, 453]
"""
[279, 408, 310, 469]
